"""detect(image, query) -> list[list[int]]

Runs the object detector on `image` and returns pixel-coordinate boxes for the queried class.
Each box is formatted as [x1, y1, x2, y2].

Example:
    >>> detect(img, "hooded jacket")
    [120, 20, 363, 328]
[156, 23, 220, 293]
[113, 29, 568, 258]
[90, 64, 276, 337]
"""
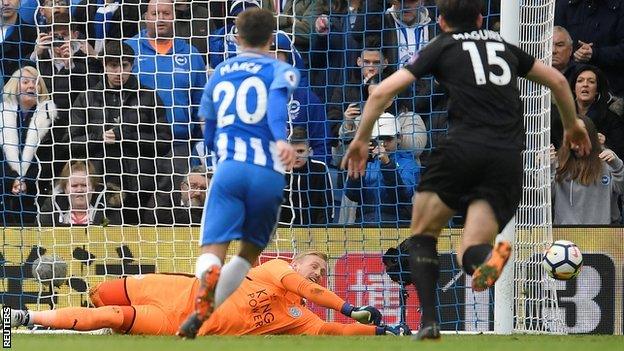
[39, 184, 122, 226]
[552, 154, 624, 224]
[280, 159, 334, 225]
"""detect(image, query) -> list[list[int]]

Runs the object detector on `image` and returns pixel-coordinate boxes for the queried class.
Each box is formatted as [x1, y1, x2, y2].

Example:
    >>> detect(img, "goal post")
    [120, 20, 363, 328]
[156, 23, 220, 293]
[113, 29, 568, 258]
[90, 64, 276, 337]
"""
[498, 0, 565, 334]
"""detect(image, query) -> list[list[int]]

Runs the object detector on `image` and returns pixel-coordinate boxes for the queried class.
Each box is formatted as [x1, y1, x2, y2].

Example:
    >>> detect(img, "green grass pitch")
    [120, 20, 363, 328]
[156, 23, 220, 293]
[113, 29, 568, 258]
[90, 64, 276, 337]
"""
[9, 334, 623, 351]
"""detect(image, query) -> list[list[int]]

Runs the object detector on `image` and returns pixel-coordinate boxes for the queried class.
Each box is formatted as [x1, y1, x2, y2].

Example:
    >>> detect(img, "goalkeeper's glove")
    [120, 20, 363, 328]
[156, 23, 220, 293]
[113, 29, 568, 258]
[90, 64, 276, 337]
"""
[378, 323, 412, 336]
[340, 303, 382, 325]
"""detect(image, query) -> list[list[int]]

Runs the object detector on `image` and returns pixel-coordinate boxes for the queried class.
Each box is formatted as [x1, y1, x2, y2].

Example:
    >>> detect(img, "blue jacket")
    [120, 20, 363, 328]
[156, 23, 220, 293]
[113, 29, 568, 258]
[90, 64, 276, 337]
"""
[125, 30, 206, 141]
[345, 151, 419, 224]
[289, 88, 331, 164]
[554, 0, 624, 95]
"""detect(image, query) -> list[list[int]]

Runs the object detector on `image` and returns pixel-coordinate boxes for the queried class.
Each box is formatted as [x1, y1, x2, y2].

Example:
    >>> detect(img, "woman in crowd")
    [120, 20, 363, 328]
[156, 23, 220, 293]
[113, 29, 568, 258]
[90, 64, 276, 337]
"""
[571, 65, 624, 158]
[0, 66, 56, 226]
[39, 160, 121, 226]
[551, 116, 624, 225]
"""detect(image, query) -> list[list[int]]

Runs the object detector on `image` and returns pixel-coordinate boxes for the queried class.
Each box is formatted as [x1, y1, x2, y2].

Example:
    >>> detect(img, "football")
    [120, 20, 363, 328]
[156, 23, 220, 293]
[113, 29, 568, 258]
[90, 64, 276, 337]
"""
[542, 240, 583, 280]
[32, 255, 68, 288]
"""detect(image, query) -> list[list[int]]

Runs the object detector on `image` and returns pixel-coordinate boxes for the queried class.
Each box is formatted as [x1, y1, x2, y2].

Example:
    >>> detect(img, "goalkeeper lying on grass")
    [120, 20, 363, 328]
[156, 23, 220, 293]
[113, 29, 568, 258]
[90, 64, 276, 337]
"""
[11, 251, 409, 336]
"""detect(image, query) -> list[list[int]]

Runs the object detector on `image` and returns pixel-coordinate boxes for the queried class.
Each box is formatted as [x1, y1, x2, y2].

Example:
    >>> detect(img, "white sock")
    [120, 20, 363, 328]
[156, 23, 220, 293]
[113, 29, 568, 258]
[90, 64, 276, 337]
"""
[214, 255, 252, 308]
[195, 253, 222, 280]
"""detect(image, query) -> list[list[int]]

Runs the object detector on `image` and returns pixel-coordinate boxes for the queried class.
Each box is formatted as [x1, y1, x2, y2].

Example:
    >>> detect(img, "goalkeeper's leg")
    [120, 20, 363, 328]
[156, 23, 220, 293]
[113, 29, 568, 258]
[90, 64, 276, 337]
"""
[408, 192, 455, 340]
[12, 306, 133, 332]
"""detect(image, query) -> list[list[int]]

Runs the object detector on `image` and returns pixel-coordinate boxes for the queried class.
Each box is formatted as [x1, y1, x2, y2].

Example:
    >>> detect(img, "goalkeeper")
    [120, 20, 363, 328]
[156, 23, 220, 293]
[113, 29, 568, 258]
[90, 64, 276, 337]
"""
[11, 252, 407, 336]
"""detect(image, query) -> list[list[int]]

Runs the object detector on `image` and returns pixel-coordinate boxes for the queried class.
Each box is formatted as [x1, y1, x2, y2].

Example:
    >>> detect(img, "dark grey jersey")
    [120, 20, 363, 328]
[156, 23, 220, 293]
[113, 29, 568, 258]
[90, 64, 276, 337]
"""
[404, 29, 536, 150]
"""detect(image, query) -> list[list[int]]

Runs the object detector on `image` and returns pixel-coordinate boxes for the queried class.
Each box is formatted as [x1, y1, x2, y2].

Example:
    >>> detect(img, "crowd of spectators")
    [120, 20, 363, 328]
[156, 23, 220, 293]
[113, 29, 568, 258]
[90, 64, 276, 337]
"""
[0, 0, 622, 227]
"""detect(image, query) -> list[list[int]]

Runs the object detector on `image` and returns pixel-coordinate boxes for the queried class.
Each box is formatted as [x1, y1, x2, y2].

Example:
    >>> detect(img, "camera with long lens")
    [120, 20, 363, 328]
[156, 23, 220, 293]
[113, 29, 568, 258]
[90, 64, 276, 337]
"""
[382, 237, 413, 285]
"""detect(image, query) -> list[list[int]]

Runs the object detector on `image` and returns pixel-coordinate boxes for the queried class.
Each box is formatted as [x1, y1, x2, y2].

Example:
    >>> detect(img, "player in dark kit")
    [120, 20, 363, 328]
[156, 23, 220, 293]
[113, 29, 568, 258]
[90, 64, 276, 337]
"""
[342, 0, 591, 340]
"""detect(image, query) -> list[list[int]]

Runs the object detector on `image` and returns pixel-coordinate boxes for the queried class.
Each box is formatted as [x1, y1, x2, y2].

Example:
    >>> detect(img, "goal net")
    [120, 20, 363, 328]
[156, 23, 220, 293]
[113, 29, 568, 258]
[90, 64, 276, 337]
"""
[0, 0, 563, 335]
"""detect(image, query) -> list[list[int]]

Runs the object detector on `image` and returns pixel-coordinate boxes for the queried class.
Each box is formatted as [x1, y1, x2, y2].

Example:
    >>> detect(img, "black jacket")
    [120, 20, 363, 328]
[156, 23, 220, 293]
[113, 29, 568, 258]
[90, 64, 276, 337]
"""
[38, 48, 103, 176]
[1, 15, 36, 83]
[555, 0, 624, 95]
[280, 159, 333, 225]
[69, 75, 172, 187]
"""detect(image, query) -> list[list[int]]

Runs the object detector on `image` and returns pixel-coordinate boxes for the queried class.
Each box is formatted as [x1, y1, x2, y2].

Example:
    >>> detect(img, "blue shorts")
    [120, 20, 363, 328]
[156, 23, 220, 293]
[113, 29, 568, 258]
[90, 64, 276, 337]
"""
[200, 160, 285, 248]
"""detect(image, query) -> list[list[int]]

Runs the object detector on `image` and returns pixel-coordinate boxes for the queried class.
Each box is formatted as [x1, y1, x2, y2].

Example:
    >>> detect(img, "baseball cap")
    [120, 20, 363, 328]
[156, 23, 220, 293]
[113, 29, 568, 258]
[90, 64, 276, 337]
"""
[371, 113, 399, 138]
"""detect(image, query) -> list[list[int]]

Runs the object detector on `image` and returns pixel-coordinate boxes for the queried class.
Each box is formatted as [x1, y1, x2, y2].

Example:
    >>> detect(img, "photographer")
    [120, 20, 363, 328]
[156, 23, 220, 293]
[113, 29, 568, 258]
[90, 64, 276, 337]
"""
[33, 12, 102, 179]
[344, 114, 420, 225]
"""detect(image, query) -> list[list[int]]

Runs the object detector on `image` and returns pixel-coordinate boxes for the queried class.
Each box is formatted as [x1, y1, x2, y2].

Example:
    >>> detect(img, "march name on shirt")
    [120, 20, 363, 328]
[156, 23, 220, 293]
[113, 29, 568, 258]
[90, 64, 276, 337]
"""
[219, 61, 262, 75]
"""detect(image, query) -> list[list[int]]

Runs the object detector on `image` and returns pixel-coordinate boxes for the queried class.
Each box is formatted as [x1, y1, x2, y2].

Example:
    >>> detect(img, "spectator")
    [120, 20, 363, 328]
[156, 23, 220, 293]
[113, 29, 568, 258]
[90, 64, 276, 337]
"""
[125, 0, 206, 206]
[207, 0, 258, 68]
[208, 0, 306, 72]
[36, 0, 70, 28]
[551, 116, 624, 225]
[310, 0, 364, 102]
[335, 55, 427, 163]
[280, 127, 333, 225]
[344, 113, 419, 224]
[174, 0, 210, 59]
[145, 164, 210, 225]
[0, 66, 56, 226]
[261, 0, 320, 51]
[364, 0, 433, 70]
[328, 42, 388, 150]
[72, 0, 141, 55]
[1, 0, 37, 83]
[273, 36, 330, 164]
[34, 11, 102, 176]
[554, 0, 624, 96]
[17, 0, 38, 24]
[33, 11, 102, 108]
[570, 65, 624, 158]
[550, 25, 575, 148]
[552, 26, 575, 79]
[39, 160, 121, 226]
[362, 0, 439, 115]
[177, 164, 211, 225]
[69, 40, 171, 224]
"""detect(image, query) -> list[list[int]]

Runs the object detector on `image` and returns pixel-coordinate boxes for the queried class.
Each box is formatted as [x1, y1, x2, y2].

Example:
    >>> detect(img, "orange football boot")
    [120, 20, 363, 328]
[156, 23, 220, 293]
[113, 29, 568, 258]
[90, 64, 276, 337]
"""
[177, 266, 221, 339]
[471, 241, 512, 292]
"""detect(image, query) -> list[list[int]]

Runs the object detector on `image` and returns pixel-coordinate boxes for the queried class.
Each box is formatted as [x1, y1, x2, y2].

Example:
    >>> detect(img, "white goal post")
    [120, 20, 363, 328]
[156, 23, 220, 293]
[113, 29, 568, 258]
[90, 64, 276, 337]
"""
[496, 0, 565, 334]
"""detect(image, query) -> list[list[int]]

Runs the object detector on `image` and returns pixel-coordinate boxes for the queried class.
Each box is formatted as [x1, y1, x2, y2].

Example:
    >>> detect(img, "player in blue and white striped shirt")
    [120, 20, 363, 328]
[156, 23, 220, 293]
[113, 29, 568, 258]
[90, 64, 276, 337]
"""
[178, 8, 299, 339]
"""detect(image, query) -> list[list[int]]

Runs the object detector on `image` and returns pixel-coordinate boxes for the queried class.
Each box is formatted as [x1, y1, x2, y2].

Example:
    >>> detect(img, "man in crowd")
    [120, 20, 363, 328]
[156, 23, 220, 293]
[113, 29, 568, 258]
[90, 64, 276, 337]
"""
[125, 0, 206, 209]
